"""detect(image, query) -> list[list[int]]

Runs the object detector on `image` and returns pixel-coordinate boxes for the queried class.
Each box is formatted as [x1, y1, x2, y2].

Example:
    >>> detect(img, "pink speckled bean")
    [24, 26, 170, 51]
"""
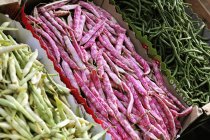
[39, 7, 66, 34]
[79, 1, 100, 18]
[74, 72, 108, 118]
[80, 20, 104, 45]
[61, 60, 79, 90]
[116, 33, 125, 53]
[103, 28, 117, 44]
[76, 15, 86, 41]
[73, 6, 82, 37]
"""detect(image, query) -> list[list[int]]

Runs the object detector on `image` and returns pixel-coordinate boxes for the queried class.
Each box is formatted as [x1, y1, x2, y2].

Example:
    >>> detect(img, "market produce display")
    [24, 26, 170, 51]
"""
[113, 0, 210, 106]
[0, 22, 105, 140]
[26, 0, 193, 139]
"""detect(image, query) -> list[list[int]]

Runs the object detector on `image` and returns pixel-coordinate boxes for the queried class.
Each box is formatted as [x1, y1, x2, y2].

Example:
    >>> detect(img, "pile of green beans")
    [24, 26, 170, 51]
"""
[0, 22, 105, 140]
[114, 0, 210, 106]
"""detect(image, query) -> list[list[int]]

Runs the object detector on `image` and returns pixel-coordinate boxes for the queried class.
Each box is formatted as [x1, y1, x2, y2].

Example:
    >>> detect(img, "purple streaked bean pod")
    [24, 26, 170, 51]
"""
[35, 28, 60, 63]
[102, 58, 122, 86]
[90, 43, 98, 62]
[107, 98, 141, 140]
[106, 20, 126, 34]
[83, 25, 104, 49]
[90, 70, 105, 99]
[115, 94, 158, 140]
[109, 116, 132, 140]
[89, 82, 115, 117]
[82, 11, 96, 22]
[73, 6, 82, 36]
[28, 16, 60, 44]
[104, 22, 117, 35]
[67, 14, 73, 28]
[105, 51, 133, 72]
[124, 36, 135, 53]
[59, 4, 79, 10]
[126, 74, 147, 96]
[122, 82, 134, 117]
[79, 1, 100, 18]
[39, 15, 65, 45]
[54, 10, 69, 17]
[63, 35, 86, 70]
[69, 31, 86, 63]
[42, 0, 68, 10]
[54, 16, 73, 31]
[132, 52, 151, 75]
[80, 20, 104, 45]
[95, 112, 123, 140]
[103, 28, 117, 45]
[153, 92, 176, 139]
[102, 73, 118, 107]
[39, 7, 66, 34]
[57, 44, 80, 70]
[76, 15, 86, 41]
[177, 106, 193, 117]
[115, 33, 125, 53]
[96, 48, 105, 78]
[74, 72, 108, 118]
[152, 62, 186, 110]
[128, 55, 150, 91]
[148, 113, 169, 140]
[61, 60, 79, 90]
[103, 52, 120, 77]
[97, 36, 131, 69]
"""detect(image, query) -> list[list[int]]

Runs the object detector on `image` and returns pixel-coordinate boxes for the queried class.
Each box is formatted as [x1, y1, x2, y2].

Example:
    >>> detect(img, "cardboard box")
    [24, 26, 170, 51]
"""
[20, 0, 206, 139]
[0, 13, 111, 140]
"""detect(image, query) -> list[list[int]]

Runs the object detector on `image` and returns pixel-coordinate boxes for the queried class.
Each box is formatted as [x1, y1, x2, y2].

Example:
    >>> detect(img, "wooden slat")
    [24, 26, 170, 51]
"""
[0, 0, 21, 19]
[0, 0, 19, 6]
[186, 0, 210, 28]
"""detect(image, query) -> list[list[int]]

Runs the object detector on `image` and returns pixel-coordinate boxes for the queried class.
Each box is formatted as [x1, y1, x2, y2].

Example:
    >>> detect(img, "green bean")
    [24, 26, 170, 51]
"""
[195, 66, 210, 76]
[0, 89, 14, 96]
[0, 108, 32, 139]
[0, 44, 28, 55]
[0, 98, 17, 109]
[23, 49, 38, 77]
[25, 105, 50, 133]
[165, 52, 175, 65]
[92, 129, 107, 140]
[186, 59, 192, 79]
[0, 31, 9, 40]
[14, 116, 31, 133]
[19, 69, 38, 86]
[137, 0, 141, 19]
[172, 64, 178, 77]
[5, 96, 34, 121]
[28, 122, 43, 134]
[0, 133, 27, 140]
[182, 49, 202, 54]
[0, 122, 12, 130]
[55, 97, 81, 129]
[9, 56, 19, 85]
[32, 92, 54, 126]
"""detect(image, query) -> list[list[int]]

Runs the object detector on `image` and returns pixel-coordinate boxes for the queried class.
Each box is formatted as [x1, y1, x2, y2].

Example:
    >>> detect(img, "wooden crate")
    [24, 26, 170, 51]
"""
[186, 0, 210, 28]
[0, 0, 21, 19]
